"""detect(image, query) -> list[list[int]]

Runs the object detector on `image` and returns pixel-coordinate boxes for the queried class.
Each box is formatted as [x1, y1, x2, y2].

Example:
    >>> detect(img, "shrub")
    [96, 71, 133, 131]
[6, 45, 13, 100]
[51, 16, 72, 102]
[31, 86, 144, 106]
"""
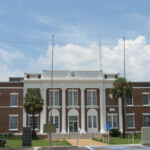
[110, 129, 121, 137]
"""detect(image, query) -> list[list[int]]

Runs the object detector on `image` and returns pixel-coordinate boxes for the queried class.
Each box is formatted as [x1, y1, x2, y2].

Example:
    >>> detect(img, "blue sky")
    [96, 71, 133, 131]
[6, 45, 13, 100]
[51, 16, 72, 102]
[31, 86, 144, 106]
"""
[0, 0, 150, 81]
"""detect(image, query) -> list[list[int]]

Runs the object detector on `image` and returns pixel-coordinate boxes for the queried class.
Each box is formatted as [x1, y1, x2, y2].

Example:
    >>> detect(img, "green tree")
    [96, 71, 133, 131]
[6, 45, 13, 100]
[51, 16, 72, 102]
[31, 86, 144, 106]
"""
[23, 89, 44, 137]
[111, 77, 132, 138]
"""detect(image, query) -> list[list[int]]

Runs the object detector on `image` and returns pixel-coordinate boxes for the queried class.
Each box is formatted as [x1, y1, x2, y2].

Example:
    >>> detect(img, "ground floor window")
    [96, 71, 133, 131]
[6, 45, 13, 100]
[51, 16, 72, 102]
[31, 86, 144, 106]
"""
[88, 116, 97, 128]
[9, 116, 18, 130]
[108, 114, 117, 129]
[28, 116, 39, 129]
[50, 116, 59, 128]
[127, 115, 135, 128]
[143, 115, 150, 127]
[69, 116, 78, 132]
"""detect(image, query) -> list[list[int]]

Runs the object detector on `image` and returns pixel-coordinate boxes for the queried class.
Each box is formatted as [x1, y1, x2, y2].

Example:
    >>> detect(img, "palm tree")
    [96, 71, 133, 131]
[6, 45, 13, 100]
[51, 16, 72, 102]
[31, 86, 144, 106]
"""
[23, 89, 44, 137]
[111, 77, 132, 138]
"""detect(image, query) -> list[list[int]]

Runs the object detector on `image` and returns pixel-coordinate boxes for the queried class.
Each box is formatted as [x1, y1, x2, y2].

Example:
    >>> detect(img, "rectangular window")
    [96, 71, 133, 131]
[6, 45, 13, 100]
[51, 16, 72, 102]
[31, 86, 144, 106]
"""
[9, 116, 18, 130]
[88, 116, 97, 128]
[68, 90, 78, 106]
[28, 116, 39, 129]
[10, 94, 18, 106]
[126, 98, 133, 106]
[108, 114, 117, 129]
[49, 90, 59, 106]
[50, 116, 59, 128]
[88, 116, 92, 128]
[143, 115, 150, 127]
[127, 115, 135, 128]
[143, 93, 149, 105]
[87, 90, 97, 106]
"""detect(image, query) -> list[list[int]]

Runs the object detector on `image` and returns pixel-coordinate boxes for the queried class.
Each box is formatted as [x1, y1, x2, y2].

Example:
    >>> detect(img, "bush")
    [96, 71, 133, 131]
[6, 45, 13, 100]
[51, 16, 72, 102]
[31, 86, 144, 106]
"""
[32, 135, 40, 140]
[110, 129, 121, 137]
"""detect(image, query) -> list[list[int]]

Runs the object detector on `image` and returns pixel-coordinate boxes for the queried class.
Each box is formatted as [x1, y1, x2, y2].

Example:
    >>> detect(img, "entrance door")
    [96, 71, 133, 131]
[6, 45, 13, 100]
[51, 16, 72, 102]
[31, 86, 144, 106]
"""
[69, 116, 78, 132]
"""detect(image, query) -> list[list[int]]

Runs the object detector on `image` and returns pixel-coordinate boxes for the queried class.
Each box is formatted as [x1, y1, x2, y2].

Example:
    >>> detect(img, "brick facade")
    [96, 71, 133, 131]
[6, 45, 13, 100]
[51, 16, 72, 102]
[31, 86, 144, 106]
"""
[0, 71, 150, 135]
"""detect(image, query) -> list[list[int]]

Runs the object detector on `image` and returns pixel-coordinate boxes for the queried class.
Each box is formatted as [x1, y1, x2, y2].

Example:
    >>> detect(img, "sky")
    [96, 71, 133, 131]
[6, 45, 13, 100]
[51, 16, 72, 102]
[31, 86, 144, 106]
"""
[0, 0, 150, 81]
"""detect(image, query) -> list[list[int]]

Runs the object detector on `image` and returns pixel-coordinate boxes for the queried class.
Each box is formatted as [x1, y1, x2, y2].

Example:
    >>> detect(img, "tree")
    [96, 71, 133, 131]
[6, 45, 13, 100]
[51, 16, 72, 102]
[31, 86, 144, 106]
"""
[111, 77, 132, 138]
[23, 89, 44, 137]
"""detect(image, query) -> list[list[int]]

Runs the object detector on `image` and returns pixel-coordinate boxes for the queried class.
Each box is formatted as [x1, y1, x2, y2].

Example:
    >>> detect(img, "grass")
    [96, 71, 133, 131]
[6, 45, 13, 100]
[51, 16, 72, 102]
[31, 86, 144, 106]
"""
[93, 133, 142, 145]
[5, 139, 71, 148]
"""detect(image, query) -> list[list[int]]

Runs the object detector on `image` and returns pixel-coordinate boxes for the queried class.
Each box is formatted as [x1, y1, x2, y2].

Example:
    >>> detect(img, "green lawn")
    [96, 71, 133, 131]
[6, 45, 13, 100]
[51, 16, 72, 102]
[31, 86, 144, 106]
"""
[93, 134, 142, 145]
[5, 139, 71, 148]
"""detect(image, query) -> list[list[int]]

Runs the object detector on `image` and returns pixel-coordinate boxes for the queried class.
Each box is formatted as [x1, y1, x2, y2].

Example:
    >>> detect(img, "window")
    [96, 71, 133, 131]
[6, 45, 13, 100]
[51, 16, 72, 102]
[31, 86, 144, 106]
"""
[108, 114, 117, 129]
[68, 90, 78, 106]
[9, 115, 18, 130]
[143, 115, 150, 127]
[28, 116, 39, 129]
[126, 98, 133, 106]
[143, 93, 149, 105]
[127, 115, 135, 128]
[49, 90, 59, 106]
[88, 116, 97, 128]
[50, 116, 59, 128]
[10, 94, 18, 106]
[87, 90, 97, 106]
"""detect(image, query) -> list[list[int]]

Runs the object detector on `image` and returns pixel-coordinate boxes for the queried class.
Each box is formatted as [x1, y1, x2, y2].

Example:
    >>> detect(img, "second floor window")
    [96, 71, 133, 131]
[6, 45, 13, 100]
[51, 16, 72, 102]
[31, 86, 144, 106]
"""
[49, 90, 59, 106]
[10, 94, 18, 106]
[87, 90, 97, 106]
[68, 90, 78, 106]
[126, 98, 133, 106]
[143, 93, 149, 105]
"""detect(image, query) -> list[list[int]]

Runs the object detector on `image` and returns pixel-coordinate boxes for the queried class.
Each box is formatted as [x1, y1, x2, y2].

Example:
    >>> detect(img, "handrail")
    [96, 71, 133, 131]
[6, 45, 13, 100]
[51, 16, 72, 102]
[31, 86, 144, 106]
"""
[128, 132, 134, 144]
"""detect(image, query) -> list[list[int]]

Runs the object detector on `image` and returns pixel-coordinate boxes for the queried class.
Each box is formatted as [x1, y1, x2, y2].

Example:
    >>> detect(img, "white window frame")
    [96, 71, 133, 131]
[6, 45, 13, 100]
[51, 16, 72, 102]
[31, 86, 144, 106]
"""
[142, 92, 150, 106]
[126, 114, 135, 129]
[143, 114, 150, 127]
[68, 90, 78, 106]
[126, 97, 133, 106]
[9, 114, 18, 131]
[10, 93, 18, 107]
[50, 116, 59, 129]
[88, 115, 97, 129]
[49, 90, 59, 106]
[87, 89, 97, 106]
[28, 114, 39, 130]
[107, 114, 118, 129]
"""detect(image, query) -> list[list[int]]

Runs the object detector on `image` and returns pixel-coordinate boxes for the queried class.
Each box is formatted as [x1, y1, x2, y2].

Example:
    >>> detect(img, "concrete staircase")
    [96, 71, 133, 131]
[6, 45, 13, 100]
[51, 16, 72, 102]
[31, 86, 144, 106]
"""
[51, 133, 103, 139]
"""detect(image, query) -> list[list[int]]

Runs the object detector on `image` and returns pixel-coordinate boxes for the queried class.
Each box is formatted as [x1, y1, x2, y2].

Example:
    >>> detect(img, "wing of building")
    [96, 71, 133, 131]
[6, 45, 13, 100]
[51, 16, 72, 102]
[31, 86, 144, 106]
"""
[0, 70, 150, 136]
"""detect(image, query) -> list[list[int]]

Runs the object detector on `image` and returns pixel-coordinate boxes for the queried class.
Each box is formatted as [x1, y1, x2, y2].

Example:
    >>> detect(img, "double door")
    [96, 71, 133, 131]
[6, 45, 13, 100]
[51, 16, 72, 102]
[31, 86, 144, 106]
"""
[69, 116, 78, 132]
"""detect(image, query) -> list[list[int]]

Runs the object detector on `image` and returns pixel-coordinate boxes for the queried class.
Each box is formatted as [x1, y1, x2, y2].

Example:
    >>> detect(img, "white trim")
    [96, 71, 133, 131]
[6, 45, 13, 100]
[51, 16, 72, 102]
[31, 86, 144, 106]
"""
[9, 114, 19, 116]
[10, 93, 18, 107]
[0, 87, 23, 89]
[142, 113, 150, 115]
[9, 115, 18, 131]
[133, 87, 150, 89]
[107, 113, 118, 116]
[28, 114, 39, 117]
[126, 114, 135, 129]
[126, 113, 135, 115]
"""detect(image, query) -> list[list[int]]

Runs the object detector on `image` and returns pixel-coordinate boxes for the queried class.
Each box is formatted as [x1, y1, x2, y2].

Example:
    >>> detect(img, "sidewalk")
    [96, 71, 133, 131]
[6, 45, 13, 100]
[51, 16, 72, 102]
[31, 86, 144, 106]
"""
[65, 139, 107, 146]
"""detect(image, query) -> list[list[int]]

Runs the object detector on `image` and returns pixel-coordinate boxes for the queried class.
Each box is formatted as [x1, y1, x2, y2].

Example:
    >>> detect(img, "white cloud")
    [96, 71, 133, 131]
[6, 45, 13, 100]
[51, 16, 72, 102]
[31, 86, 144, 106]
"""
[30, 35, 150, 81]
[0, 48, 25, 63]
[0, 35, 149, 82]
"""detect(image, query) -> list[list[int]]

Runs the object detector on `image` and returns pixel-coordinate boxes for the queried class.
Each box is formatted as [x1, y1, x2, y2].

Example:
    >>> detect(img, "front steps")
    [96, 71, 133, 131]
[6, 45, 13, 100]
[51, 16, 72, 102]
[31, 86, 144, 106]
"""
[51, 133, 103, 139]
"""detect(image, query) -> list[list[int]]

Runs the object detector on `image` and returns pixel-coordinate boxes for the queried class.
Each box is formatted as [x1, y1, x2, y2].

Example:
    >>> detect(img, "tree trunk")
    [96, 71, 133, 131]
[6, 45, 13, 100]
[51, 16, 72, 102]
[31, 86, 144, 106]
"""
[122, 98, 126, 138]
[32, 113, 36, 137]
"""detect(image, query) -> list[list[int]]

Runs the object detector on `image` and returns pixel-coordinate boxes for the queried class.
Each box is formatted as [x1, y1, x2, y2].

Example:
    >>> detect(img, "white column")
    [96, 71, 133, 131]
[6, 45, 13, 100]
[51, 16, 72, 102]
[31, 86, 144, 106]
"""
[100, 88, 106, 134]
[81, 88, 86, 133]
[23, 88, 27, 127]
[118, 98, 123, 133]
[40, 88, 47, 133]
[61, 88, 66, 134]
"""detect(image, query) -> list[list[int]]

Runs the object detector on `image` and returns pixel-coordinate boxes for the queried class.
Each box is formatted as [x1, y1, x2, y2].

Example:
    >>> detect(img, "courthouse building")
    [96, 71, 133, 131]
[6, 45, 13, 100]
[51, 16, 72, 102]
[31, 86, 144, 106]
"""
[0, 70, 150, 135]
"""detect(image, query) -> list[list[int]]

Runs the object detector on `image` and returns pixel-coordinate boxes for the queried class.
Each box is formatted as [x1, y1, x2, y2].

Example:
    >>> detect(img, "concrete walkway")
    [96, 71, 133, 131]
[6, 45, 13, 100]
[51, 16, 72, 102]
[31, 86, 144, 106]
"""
[65, 139, 107, 146]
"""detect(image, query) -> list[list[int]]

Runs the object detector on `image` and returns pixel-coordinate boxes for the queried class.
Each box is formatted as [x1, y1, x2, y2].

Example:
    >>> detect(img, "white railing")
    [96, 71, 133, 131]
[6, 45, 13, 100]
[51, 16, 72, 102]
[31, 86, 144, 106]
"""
[128, 132, 134, 144]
